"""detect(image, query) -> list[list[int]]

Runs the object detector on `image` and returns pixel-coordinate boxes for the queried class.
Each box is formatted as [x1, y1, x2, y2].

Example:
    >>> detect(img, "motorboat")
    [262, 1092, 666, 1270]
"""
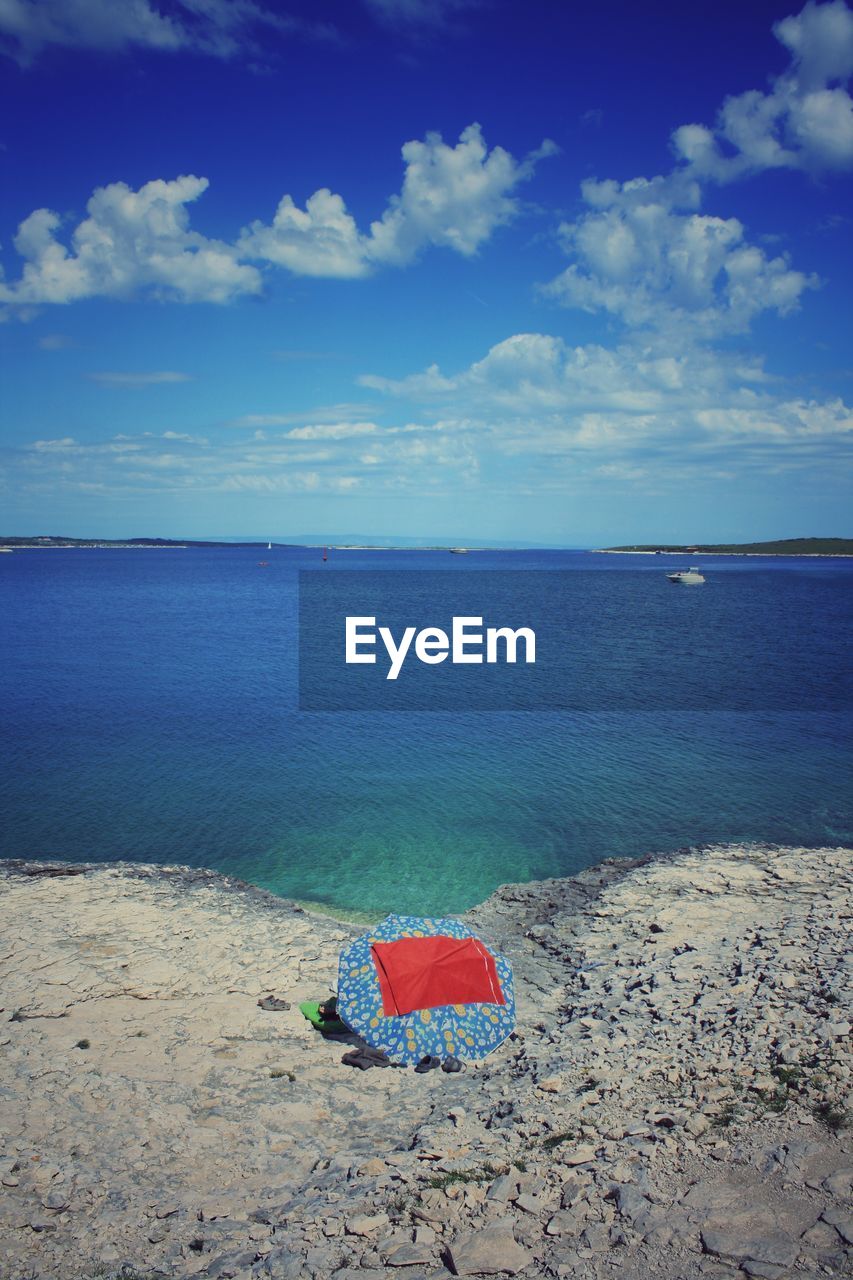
[667, 566, 705, 585]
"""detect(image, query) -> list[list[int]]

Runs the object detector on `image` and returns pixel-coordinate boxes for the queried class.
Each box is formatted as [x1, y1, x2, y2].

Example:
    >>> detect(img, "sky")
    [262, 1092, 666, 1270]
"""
[1, 0, 851, 544]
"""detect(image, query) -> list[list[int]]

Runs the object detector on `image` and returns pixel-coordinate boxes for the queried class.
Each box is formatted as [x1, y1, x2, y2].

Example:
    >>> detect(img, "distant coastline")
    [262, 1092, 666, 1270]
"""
[3, 534, 851, 556]
[0, 536, 488, 551]
[595, 537, 853, 557]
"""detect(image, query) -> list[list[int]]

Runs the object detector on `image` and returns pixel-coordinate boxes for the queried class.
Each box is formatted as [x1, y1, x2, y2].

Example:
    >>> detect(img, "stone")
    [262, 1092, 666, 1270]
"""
[700, 1227, 797, 1267]
[561, 1144, 596, 1167]
[258, 1249, 307, 1280]
[381, 1241, 436, 1266]
[346, 1213, 389, 1237]
[42, 1191, 69, 1210]
[682, 1181, 739, 1214]
[612, 1185, 648, 1223]
[685, 1113, 711, 1137]
[198, 1199, 248, 1222]
[513, 1193, 541, 1215]
[205, 1248, 257, 1277]
[580, 1222, 610, 1252]
[821, 1207, 853, 1245]
[545, 1213, 578, 1237]
[486, 1174, 519, 1205]
[801, 1222, 841, 1249]
[446, 1222, 531, 1275]
[648, 1111, 686, 1128]
[822, 1168, 853, 1197]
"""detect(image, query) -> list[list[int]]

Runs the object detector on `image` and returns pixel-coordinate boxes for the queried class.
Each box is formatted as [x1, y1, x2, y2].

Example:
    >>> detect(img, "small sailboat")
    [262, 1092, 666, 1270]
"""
[323, 546, 328, 562]
[267, 540, 272, 550]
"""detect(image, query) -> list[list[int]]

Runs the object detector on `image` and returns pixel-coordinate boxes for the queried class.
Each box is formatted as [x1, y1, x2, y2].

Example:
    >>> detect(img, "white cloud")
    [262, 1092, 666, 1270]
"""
[0, 175, 261, 309]
[0, 0, 333, 67]
[357, 331, 853, 481]
[31, 436, 78, 452]
[541, 176, 818, 337]
[1, 125, 552, 311]
[162, 431, 208, 443]
[219, 471, 360, 493]
[9, 364, 852, 506]
[285, 422, 379, 440]
[672, 0, 853, 179]
[88, 370, 193, 387]
[239, 124, 556, 277]
[227, 404, 378, 428]
[239, 187, 370, 279]
[360, 331, 767, 413]
[695, 397, 853, 438]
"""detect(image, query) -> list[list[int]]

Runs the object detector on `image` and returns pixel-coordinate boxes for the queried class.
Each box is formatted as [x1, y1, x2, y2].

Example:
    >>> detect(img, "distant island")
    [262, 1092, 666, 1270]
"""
[0, 535, 486, 551]
[595, 537, 853, 557]
[0, 536, 241, 549]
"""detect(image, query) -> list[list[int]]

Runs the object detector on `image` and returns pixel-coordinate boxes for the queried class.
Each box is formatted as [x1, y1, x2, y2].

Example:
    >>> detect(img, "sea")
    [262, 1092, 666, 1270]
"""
[1, 546, 850, 918]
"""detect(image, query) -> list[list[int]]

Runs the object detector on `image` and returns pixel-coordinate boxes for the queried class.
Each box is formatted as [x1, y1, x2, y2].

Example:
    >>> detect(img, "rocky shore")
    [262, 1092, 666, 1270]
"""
[0, 844, 850, 1280]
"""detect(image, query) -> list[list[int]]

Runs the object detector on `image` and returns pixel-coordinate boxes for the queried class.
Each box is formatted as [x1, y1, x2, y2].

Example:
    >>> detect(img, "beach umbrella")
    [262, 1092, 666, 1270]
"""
[336, 914, 515, 1065]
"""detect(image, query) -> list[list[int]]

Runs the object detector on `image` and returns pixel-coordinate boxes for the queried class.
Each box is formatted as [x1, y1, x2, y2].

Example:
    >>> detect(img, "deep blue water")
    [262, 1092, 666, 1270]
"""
[0, 546, 851, 915]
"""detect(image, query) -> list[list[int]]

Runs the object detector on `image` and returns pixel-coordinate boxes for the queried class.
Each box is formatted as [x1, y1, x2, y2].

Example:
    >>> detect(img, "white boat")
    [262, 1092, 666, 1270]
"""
[449, 547, 468, 554]
[267, 541, 272, 550]
[667, 566, 705, 585]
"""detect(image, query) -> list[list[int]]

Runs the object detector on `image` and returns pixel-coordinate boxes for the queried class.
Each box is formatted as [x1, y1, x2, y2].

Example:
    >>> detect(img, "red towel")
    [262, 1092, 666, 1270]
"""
[371, 934, 506, 1017]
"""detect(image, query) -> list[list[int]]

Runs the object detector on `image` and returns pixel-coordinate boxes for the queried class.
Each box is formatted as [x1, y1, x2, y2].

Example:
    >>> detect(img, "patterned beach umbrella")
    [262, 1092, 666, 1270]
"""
[336, 914, 515, 1065]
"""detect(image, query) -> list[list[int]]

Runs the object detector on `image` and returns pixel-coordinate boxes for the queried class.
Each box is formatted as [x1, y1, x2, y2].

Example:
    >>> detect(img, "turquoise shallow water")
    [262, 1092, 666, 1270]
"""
[0, 547, 850, 914]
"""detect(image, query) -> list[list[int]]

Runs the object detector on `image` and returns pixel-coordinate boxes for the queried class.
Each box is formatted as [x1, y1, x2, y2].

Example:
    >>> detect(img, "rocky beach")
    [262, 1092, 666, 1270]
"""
[0, 843, 850, 1280]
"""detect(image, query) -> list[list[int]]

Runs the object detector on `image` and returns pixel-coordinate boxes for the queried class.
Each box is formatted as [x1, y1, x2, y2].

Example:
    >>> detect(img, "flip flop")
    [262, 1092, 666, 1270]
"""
[441, 1056, 464, 1073]
[342, 1048, 391, 1070]
[414, 1055, 441, 1074]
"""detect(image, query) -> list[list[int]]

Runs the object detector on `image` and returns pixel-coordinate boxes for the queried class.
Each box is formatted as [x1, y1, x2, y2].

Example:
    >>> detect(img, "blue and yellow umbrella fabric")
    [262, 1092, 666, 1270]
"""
[336, 913, 515, 1064]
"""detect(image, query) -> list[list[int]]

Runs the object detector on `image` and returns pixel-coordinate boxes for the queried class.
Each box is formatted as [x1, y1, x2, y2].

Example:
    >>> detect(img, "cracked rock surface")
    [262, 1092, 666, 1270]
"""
[0, 844, 851, 1280]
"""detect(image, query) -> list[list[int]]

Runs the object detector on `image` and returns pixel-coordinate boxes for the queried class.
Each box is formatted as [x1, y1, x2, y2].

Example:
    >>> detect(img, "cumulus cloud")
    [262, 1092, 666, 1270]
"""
[239, 125, 556, 277]
[672, 0, 853, 179]
[542, 176, 818, 337]
[0, 175, 261, 310]
[0, 0, 333, 67]
[239, 188, 370, 279]
[1, 125, 552, 311]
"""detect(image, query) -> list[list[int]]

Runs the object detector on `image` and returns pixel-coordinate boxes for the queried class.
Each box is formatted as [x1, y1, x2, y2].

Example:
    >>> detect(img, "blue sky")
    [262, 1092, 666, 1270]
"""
[1, 0, 851, 544]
